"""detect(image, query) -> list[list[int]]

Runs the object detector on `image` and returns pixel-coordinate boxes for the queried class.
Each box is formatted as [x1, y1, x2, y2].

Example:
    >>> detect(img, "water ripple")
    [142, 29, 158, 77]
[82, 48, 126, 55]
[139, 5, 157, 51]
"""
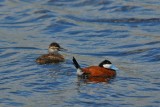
[65, 16, 160, 24]
[0, 0, 160, 107]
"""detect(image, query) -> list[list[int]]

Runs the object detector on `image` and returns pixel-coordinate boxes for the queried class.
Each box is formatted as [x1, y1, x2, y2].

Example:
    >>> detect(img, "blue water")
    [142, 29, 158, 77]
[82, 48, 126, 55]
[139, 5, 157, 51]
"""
[0, 0, 160, 107]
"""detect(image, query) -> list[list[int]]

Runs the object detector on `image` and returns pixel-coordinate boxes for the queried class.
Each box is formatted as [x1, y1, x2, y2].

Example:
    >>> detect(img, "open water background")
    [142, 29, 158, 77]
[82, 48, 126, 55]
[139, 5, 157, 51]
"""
[0, 0, 160, 107]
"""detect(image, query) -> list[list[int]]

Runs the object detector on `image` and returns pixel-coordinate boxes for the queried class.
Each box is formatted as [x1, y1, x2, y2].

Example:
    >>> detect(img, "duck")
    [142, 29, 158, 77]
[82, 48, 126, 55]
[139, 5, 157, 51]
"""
[36, 42, 65, 64]
[72, 57, 116, 79]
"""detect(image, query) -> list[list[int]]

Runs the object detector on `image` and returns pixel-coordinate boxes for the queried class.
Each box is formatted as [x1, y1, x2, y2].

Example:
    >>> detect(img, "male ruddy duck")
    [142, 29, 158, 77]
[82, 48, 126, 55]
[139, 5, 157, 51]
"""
[72, 57, 116, 81]
[36, 42, 65, 64]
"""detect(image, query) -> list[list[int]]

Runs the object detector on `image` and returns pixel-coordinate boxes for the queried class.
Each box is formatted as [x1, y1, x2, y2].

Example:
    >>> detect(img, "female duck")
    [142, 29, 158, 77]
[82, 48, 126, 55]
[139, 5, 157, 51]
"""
[36, 42, 65, 64]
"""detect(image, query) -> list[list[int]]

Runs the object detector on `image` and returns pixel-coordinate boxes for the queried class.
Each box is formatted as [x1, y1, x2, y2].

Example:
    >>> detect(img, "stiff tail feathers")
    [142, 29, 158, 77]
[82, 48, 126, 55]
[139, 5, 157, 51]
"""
[72, 57, 81, 69]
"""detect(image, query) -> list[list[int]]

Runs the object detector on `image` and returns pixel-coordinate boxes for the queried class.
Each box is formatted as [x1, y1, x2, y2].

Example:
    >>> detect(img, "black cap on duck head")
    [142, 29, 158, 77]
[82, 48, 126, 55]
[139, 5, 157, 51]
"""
[99, 59, 112, 68]
[49, 42, 66, 51]
[49, 42, 60, 48]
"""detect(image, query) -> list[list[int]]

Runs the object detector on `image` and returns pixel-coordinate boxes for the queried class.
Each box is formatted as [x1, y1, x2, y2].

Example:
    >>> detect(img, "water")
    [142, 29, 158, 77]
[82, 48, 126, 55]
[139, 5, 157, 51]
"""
[0, 0, 160, 107]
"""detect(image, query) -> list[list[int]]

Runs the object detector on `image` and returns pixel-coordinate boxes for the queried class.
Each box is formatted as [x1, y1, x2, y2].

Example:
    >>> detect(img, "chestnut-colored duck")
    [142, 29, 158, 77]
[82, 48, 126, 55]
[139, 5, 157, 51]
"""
[72, 57, 116, 79]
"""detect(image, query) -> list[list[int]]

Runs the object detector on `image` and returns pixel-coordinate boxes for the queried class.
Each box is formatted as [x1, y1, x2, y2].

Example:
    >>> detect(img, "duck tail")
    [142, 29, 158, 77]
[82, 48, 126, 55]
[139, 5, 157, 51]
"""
[72, 57, 81, 69]
[73, 57, 85, 76]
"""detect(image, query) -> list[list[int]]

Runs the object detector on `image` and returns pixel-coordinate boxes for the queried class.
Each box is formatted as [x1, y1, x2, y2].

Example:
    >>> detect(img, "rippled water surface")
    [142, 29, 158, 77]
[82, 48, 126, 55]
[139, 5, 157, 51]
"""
[0, 0, 160, 107]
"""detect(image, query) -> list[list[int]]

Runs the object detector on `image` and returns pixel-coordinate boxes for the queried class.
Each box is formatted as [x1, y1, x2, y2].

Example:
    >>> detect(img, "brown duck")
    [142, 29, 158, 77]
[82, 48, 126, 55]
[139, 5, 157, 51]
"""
[36, 42, 65, 64]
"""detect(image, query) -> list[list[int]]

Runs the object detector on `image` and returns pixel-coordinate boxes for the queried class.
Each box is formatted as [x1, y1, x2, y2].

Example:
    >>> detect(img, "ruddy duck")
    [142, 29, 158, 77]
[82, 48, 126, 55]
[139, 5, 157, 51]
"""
[72, 57, 116, 79]
[36, 42, 65, 64]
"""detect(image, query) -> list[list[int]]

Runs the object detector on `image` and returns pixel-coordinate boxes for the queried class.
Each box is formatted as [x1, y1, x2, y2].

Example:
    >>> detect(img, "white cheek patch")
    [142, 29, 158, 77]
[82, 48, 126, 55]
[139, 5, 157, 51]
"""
[103, 64, 112, 68]
[48, 48, 58, 53]
[103, 64, 119, 70]
[48, 48, 53, 53]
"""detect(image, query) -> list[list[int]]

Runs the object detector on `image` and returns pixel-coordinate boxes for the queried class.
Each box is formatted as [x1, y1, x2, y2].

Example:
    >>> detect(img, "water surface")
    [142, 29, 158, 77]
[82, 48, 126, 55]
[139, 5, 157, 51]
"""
[0, 0, 160, 107]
